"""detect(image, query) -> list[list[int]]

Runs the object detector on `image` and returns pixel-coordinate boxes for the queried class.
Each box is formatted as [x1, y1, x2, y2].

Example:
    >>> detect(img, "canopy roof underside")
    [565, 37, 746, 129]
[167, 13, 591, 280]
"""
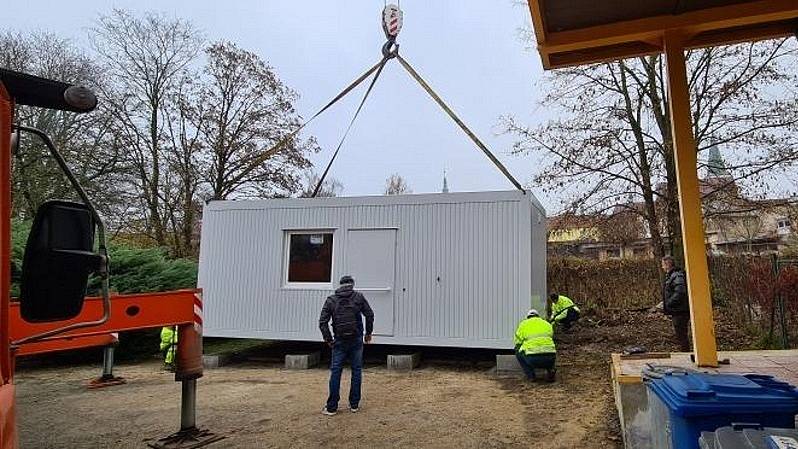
[526, 0, 798, 68]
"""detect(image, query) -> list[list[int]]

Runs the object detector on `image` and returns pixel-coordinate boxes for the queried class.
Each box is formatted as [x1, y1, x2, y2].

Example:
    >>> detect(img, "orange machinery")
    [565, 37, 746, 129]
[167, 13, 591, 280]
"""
[0, 69, 221, 448]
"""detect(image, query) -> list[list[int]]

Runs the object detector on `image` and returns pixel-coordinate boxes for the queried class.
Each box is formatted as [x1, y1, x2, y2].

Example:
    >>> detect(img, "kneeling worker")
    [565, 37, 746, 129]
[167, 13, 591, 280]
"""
[549, 293, 580, 330]
[514, 309, 556, 382]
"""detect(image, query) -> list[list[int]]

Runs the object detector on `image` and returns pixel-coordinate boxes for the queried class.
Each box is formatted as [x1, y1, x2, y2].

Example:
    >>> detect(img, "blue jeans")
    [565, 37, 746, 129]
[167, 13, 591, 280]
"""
[326, 338, 364, 411]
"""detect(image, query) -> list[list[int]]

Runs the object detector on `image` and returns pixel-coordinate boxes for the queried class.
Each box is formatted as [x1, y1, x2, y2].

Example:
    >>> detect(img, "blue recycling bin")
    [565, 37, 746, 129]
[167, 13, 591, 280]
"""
[646, 372, 798, 449]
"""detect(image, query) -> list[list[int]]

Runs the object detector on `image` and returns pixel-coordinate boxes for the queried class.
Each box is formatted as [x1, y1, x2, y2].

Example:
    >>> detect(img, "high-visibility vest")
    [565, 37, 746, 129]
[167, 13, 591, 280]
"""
[550, 295, 580, 322]
[159, 327, 178, 352]
[514, 317, 555, 355]
[160, 327, 178, 364]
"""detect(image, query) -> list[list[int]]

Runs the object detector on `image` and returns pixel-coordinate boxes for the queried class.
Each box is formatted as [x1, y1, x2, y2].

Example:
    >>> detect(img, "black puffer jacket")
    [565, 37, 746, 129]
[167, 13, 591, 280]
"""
[663, 268, 689, 315]
[319, 284, 374, 342]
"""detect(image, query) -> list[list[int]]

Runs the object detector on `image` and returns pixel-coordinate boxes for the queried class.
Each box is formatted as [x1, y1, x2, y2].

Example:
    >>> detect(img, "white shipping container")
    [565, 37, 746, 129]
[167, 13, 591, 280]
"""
[198, 190, 547, 349]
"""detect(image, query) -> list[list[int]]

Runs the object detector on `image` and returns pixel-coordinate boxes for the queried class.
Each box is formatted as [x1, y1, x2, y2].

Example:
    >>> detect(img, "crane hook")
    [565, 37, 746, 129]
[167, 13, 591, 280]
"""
[381, 4, 403, 59]
[381, 4, 403, 41]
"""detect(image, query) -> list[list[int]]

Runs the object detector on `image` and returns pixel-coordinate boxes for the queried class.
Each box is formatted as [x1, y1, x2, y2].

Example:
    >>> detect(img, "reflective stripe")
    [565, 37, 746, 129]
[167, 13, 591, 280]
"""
[523, 344, 556, 355]
[525, 333, 551, 339]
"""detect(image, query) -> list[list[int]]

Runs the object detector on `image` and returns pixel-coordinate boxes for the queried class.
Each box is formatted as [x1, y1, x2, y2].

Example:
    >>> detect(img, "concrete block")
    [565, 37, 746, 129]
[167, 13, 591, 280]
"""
[496, 354, 523, 375]
[285, 352, 320, 370]
[202, 354, 232, 369]
[387, 353, 421, 372]
[614, 381, 652, 449]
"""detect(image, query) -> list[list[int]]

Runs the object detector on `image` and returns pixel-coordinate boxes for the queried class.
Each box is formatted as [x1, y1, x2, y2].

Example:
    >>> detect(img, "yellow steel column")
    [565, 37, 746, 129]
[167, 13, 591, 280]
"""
[663, 32, 718, 367]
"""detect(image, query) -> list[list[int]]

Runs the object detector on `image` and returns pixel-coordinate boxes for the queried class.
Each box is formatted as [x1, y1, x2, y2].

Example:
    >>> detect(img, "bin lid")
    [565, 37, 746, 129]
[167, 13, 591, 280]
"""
[709, 426, 798, 449]
[647, 373, 798, 418]
[700, 430, 718, 449]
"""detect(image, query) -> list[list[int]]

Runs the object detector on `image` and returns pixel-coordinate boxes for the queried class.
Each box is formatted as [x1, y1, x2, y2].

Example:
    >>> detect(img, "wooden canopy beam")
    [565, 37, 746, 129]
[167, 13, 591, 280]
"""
[528, 0, 798, 69]
[663, 33, 718, 367]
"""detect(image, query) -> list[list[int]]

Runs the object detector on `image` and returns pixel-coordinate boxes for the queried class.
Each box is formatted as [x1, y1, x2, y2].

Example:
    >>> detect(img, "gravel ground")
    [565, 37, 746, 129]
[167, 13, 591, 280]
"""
[16, 309, 751, 449]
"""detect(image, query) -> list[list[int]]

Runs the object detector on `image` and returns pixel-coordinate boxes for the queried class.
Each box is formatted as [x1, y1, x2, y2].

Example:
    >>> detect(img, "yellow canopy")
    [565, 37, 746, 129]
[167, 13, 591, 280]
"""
[525, 0, 798, 367]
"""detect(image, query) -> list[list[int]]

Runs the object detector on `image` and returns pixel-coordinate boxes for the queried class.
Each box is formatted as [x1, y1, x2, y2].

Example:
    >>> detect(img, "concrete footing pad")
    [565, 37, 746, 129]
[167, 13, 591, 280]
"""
[495, 354, 524, 376]
[387, 353, 421, 372]
[202, 354, 232, 369]
[285, 352, 321, 370]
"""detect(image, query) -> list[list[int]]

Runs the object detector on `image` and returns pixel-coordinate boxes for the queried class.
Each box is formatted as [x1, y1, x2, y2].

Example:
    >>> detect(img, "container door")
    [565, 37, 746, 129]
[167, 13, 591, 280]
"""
[345, 229, 396, 336]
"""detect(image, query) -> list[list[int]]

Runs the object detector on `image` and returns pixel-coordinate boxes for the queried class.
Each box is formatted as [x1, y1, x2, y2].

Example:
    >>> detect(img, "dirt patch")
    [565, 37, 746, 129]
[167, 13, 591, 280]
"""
[16, 309, 752, 449]
[17, 354, 619, 449]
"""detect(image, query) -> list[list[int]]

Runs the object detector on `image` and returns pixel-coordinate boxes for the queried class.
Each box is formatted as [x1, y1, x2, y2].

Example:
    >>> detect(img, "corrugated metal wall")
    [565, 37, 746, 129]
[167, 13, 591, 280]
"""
[198, 191, 546, 349]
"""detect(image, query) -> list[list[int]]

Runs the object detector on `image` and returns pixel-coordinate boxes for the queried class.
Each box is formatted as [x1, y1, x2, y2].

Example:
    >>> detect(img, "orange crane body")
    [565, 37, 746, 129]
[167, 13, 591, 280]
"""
[0, 77, 206, 449]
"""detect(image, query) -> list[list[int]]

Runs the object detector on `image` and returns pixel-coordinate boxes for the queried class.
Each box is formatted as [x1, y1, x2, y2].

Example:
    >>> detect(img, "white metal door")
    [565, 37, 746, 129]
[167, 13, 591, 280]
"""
[345, 229, 396, 336]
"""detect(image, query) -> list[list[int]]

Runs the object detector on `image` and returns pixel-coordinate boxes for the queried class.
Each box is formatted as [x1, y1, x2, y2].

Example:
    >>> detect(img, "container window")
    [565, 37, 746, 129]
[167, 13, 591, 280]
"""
[286, 232, 333, 283]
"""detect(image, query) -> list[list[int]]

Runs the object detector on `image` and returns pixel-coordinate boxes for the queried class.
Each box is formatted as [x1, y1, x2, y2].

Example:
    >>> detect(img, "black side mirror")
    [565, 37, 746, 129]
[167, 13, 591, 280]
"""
[20, 200, 103, 322]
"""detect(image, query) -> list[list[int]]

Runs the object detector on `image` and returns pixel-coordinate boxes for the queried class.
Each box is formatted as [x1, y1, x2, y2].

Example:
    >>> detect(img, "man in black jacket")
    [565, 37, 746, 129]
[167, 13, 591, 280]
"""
[319, 275, 374, 416]
[661, 255, 691, 352]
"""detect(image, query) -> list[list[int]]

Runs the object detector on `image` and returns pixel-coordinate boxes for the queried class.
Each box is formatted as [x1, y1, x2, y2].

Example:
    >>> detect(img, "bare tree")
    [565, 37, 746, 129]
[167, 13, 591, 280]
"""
[384, 174, 411, 195]
[299, 172, 343, 198]
[0, 31, 131, 221]
[190, 41, 314, 200]
[729, 214, 765, 254]
[92, 9, 202, 246]
[163, 73, 205, 257]
[596, 210, 647, 246]
[506, 38, 798, 260]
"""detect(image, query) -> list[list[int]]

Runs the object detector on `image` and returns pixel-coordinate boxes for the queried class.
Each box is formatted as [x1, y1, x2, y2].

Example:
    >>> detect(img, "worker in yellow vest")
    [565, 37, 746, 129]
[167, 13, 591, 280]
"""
[514, 309, 556, 382]
[159, 326, 178, 372]
[548, 293, 581, 330]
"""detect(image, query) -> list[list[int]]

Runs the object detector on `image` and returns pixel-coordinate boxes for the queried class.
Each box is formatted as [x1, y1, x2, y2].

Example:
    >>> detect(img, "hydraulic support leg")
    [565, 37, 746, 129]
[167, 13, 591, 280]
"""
[87, 343, 126, 389]
[149, 319, 223, 449]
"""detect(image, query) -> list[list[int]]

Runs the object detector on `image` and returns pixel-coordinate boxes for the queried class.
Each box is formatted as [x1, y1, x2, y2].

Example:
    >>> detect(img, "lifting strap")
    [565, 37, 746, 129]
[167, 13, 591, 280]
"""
[240, 59, 387, 180]
[312, 52, 524, 195]
[255, 6, 525, 196]
[311, 57, 389, 197]
[395, 54, 525, 193]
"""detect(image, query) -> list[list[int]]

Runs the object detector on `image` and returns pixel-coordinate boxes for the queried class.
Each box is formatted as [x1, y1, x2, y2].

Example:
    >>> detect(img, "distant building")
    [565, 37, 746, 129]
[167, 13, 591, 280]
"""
[701, 143, 794, 255]
[548, 144, 796, 258]
[547, 212, 653, 260]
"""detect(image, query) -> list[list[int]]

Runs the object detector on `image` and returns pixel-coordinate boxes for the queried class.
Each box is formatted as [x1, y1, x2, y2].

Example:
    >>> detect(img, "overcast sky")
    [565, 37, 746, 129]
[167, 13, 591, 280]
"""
[1, 0, 552, 207]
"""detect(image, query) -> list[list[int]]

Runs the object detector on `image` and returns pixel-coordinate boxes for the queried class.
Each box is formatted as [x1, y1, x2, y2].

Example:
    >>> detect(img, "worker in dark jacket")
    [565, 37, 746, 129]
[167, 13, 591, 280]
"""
[319, 275, 374, 416]
[661, 255, 691, 352]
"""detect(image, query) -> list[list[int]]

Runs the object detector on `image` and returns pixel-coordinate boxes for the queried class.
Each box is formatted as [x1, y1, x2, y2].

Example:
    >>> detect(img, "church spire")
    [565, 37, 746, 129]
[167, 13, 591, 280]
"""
[707, 142, 731, 178]
[442, 169, 449, 193]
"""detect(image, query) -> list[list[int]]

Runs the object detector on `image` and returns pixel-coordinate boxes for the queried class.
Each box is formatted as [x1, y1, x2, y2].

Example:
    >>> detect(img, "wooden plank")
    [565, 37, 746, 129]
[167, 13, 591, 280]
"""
[620, 352, 672, 360]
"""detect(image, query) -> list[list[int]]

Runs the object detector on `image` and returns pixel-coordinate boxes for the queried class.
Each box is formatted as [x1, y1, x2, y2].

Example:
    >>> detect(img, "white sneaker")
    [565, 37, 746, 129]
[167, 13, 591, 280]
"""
[350, 406, 359, 413]
[322, 407, 336, 416]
